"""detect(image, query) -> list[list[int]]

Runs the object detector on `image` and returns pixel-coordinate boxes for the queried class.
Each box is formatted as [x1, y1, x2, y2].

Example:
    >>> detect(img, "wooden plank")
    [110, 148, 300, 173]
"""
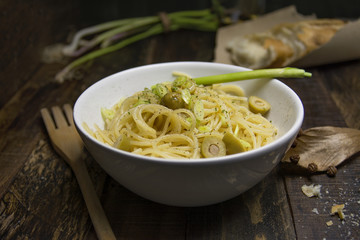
[281, 62, 360, 240]
[317, 60, 360, 129]
[187, 168, 296, 240]
[90, 180, 187, 240]
[145, 30, 216, 62]
[1, 139, 90, 239]
[1, 1, 359, 238]
[0, 0, 126, 108]
[85, 166, 295, 240]
[284, 159, 360, 240]
[0, 0, 73, 108]
[0, 25, 150, 197]
[0, 0, 107, 199]
[282, 69, 346, 129]
[0, 28, 215, 239]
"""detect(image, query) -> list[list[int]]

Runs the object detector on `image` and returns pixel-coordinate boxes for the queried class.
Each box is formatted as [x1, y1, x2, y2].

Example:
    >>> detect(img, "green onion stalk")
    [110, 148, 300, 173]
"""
[55, 9, 220, 83]
[194, 67, 312, 85]
[53, 1, 312, 84]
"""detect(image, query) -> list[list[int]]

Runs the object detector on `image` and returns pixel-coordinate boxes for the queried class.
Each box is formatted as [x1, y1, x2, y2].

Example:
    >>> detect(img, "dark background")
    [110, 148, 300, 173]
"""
[77, 0, 359, 22]
[0, 0, 358, 105]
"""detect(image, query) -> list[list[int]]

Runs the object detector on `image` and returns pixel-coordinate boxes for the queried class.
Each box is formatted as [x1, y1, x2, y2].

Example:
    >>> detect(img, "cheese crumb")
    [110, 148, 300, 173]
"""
[312, 208, 319, 214]
[301, 184, 322, 197]
[326, 220, 333, 226]
[331, 204, 345, 220]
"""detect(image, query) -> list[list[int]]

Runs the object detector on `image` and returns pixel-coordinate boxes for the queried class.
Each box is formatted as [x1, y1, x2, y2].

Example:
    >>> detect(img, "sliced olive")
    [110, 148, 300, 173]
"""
[160, 92, 185, 110]
[113, 134, 131, 151]
[248, 96, 271, 115]
[222, 132, 251, 155]
[201, 136, 226, 158]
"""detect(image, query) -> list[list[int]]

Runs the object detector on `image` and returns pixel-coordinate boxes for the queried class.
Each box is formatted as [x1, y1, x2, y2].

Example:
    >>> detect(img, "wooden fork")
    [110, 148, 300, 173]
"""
[41, 104, 116, 240]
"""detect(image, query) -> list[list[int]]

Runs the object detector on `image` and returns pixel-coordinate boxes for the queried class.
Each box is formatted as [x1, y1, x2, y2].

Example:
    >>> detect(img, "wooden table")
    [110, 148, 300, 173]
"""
[1, 1, 359, 239]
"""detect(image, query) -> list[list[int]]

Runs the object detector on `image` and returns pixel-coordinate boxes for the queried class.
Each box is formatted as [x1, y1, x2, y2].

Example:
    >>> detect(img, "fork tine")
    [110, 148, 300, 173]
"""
[63, 104, 74, 126]
[52, 106, 68, 128]
[40, 108, 56, 132]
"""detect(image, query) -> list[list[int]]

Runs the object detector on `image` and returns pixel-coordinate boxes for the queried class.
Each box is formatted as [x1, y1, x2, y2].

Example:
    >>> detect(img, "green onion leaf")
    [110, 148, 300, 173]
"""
[181, 88, 192, 104]
[152, 83, 168, 98]
[101, 107, 115, 121]
[194, 100, 204, 121]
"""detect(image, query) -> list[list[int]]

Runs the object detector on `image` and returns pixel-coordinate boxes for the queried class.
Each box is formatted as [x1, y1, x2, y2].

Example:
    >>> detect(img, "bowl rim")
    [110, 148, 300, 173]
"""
[74, 61, 304, 166]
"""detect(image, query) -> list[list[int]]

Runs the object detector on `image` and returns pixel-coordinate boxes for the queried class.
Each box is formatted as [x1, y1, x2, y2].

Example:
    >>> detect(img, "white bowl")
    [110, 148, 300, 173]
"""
[74, 61, 303, 207]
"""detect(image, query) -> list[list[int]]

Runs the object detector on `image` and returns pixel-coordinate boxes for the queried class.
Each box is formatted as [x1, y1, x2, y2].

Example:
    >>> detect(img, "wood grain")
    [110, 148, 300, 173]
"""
[319, 60, 360, 129]
[281, 63, 360, 240]
[1, 1, 359, 239]
[1, 139, 89, 239]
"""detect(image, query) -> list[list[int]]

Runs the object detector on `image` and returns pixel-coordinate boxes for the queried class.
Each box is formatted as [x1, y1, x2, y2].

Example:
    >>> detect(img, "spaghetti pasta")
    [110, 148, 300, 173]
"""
[85, 72, 277, 159]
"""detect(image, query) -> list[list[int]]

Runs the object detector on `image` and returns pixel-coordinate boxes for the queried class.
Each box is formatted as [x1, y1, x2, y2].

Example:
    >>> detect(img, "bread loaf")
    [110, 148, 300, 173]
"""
[226, 19, 346, 69]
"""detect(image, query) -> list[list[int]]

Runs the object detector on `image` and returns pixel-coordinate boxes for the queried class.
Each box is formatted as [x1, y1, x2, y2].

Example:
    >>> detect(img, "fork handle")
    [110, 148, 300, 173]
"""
[71, 159, 116, 240]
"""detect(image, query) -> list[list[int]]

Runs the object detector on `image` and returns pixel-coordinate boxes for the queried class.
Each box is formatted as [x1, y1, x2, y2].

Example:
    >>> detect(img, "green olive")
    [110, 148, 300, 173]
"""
[222, 132, 251, 155]
[160, 92, 185, 110]
[201, 136, 226, 158]
[113, 134, 131, 151]
[248, 96, 271, 115]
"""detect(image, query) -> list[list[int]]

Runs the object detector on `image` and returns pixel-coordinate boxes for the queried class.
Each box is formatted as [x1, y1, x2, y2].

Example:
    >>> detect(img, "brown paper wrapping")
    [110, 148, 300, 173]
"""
[214, 6, 360, 68]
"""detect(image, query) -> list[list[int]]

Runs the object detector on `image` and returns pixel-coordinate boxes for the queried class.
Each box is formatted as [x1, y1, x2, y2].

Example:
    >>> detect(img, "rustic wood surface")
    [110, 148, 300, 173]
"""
[1, 1, 359, 240]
